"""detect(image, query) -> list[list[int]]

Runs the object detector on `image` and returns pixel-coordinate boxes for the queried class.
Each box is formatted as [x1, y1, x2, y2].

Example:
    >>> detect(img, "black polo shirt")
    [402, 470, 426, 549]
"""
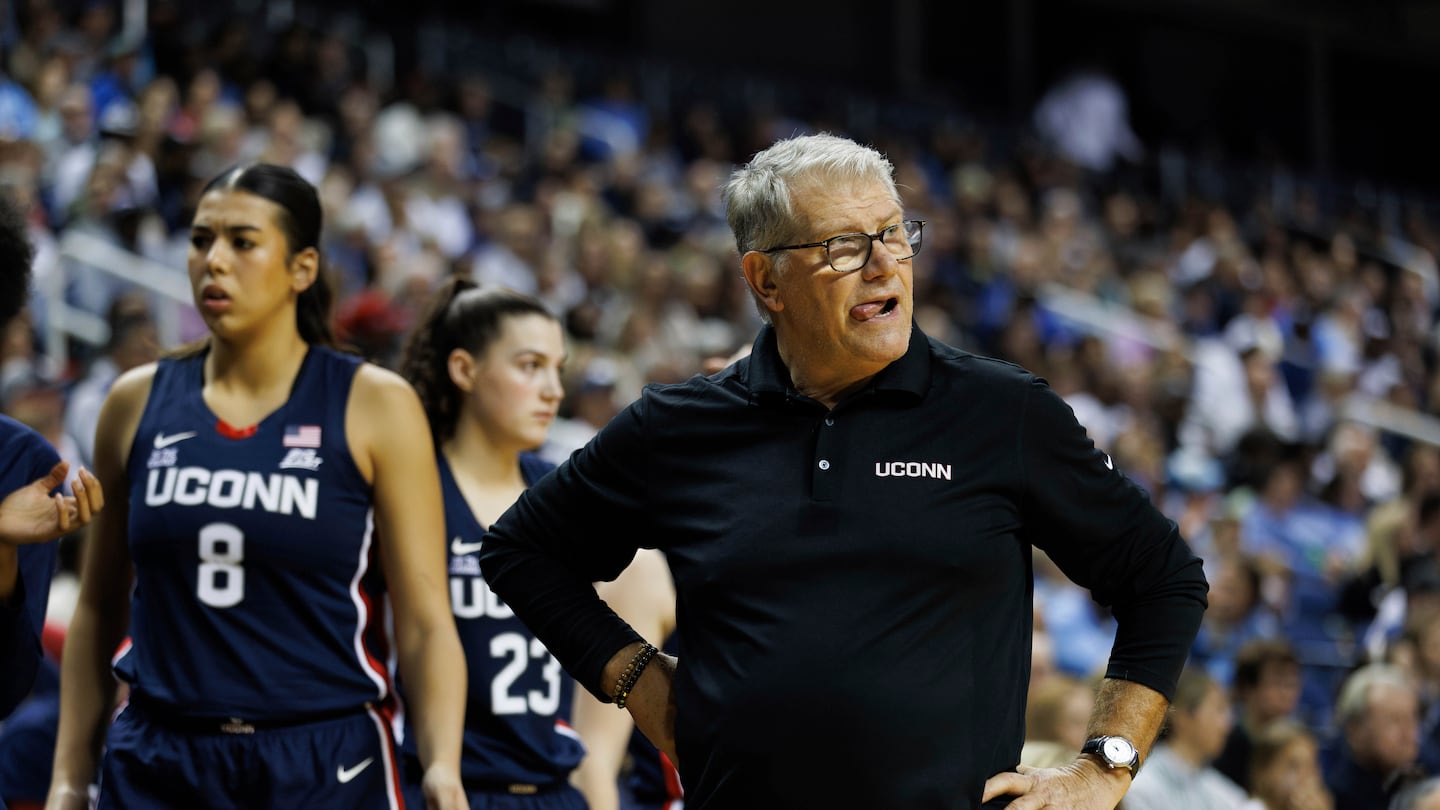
[482, 323, 1208, 809]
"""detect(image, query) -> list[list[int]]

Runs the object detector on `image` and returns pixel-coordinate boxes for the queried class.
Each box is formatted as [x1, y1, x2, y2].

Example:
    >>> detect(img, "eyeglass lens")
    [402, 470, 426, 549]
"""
[828, 221, 923, 271]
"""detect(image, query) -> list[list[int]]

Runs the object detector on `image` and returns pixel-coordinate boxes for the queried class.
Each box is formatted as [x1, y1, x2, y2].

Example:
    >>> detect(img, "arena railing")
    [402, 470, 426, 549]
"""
[45, 229, 191, 372]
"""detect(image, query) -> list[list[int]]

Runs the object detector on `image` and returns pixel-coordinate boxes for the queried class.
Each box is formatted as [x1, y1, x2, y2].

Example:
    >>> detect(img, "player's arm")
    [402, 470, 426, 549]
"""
[47, 366, 152, 810]
[0, 460, 99, 718]
[571, 549, 677, 809]
[349, 365, 466, 810]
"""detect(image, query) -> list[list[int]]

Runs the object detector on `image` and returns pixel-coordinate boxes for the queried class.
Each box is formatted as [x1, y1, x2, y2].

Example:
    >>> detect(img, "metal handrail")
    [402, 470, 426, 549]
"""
[46, 230, 191, 370]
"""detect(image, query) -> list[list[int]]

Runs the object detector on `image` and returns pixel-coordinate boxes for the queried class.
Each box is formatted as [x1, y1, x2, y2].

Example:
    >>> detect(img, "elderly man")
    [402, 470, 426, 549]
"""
[1323, 663, 1425, 810]
[481, 133, 1208, 808]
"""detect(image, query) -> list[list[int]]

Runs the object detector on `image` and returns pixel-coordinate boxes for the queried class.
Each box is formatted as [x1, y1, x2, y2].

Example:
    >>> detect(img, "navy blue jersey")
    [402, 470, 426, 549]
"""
[430, 451, 584, 785]
[118, 348, 394, 719]
[0, 415, 61, 720]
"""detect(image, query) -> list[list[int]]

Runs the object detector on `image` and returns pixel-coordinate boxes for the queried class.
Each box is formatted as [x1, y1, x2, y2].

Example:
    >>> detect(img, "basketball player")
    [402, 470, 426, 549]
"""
[571, 548, 680, 810]
[0, 194, 103, 728]
[397, 279, 585, 808]
[46, 164, 466, 810]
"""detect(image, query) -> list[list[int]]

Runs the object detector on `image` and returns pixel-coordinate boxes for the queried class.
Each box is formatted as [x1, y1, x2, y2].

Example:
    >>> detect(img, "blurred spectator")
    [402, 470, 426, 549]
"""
[1123, 668, 1249, 810]
[0, 68, 38, 143]
[1241, 436, 1366, 728]
[1394, 777, 1440, 810]
[1248, 718, 1333, 810]
[1163, 446, 1229, 558]
[43, 81, 97, 224]
[1189, 554, 1282, 688]
[88, 31, 151, 126]
[1216, 639, 1305, 791]
[1024, 673, 1094, 754]
[470, 202, 546, 295]
[0, 367, 80, 491]
[1313, 421, 1402, 517]
[1032, 67, 1144, 175]
[1322, 663, 1426, 810]
[1354, 495, 1440, 663]
[539, 354, 623, 465]
[62, 290, 157, 467]
[1179, 316, 1300, 460]
[1032, 547, 1116, 680]
[1029, 626, 1059, 700]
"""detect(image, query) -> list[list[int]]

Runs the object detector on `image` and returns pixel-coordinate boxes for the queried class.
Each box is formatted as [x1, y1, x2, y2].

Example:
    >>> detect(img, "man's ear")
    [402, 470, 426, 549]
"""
[447, 348, 476, 392]
[290, 247, 320, 293]
[741, 251, 783, 315]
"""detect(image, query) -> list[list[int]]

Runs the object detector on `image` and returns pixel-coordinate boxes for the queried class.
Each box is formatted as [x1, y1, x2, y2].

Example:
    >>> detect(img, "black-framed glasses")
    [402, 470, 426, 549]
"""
[761, 220, 926, 272]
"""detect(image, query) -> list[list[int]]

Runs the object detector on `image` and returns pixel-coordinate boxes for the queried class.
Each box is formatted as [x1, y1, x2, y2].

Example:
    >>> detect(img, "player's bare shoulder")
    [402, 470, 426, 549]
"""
[346, 361, 431, 478]
[348, 361, 425, 421]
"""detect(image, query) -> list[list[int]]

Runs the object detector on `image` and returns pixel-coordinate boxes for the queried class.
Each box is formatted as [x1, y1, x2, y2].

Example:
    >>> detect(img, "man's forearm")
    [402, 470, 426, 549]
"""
[1086, 677, 1170, 765]
[601, 642, 679, 768]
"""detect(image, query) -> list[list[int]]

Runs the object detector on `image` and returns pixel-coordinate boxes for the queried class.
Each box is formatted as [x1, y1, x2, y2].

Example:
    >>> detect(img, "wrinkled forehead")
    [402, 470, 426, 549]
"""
[787, 174, 902, 234]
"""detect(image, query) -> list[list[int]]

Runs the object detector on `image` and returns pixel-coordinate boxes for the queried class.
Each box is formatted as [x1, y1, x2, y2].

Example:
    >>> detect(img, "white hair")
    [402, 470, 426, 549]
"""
[1335, 663, 1414, 729]
[723, 132, 899, 258]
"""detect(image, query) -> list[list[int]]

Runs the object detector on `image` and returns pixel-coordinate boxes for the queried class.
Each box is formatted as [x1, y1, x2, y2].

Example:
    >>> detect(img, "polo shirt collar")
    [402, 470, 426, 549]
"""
[745, 322, 931, 408]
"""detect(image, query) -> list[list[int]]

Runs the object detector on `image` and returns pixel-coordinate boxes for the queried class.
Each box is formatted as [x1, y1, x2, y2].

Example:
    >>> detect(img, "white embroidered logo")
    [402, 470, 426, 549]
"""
[874, 461, 952, 480]
[451, 537, 485, 556]
[147, 447, 179, 469]
[154, 431, 198, 449]
[278, 449, 323, 471]
[336, 757, 373, 784]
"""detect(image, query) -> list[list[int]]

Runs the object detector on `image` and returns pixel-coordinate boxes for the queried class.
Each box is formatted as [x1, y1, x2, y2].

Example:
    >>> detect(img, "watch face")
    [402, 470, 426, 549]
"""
[1103, 737, 1136, 764]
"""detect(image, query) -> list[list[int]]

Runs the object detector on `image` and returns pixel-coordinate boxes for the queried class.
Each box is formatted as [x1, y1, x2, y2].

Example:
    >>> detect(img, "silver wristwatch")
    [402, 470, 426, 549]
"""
[1081, 735, 1140, 777]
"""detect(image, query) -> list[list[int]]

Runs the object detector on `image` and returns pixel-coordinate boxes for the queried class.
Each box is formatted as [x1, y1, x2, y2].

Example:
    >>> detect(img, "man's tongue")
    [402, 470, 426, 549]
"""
[851, 300, 886, 321]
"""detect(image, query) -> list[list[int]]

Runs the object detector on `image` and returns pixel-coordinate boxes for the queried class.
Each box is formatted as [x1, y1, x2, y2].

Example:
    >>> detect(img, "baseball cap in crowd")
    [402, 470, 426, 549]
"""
[98, 99, 139, 139]
[1167, 446, 1226, 493]
[578, 357, 619, 395]
[1224, 314, 1283, 361]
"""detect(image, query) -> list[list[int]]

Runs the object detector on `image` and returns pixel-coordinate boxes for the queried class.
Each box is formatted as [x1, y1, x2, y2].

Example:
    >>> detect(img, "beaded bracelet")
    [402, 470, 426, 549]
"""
[613, 643, 660, 709]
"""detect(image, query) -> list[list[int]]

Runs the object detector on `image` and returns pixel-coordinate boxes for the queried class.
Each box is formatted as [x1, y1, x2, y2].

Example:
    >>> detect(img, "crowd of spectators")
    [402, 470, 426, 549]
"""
[7, 2, 1440, 808]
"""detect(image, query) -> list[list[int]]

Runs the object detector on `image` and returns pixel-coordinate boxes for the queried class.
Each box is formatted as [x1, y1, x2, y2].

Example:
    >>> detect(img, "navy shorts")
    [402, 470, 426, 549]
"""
[96, 702, 407, 809]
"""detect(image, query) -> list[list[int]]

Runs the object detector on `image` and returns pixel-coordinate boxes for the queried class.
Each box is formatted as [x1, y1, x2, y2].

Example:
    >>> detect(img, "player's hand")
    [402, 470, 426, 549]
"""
[982, 757, 1130, 809]
[0, 463, 103, 545]
[422, 762, 466, 810]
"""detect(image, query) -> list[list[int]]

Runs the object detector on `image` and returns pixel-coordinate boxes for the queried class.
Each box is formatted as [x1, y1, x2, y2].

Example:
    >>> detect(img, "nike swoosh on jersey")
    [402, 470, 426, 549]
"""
[154, 431, 198, 449]
[1104, 454, 1114, 470]
[336, 757, 374, 784]
[451, 538, 485, 556]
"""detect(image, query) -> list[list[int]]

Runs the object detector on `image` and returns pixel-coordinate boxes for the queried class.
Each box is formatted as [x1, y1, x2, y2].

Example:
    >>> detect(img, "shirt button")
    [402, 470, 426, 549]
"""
[818, 459, 830, 471]
[824, 417, 835, 426]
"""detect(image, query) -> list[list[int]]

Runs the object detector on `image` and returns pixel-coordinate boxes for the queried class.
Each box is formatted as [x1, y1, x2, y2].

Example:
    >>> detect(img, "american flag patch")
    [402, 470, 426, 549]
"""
[282, 425, 322, 448]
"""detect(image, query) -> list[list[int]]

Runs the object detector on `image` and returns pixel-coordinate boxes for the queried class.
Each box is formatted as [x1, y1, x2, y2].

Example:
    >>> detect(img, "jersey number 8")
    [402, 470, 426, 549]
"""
[197, 522, 245, 608]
